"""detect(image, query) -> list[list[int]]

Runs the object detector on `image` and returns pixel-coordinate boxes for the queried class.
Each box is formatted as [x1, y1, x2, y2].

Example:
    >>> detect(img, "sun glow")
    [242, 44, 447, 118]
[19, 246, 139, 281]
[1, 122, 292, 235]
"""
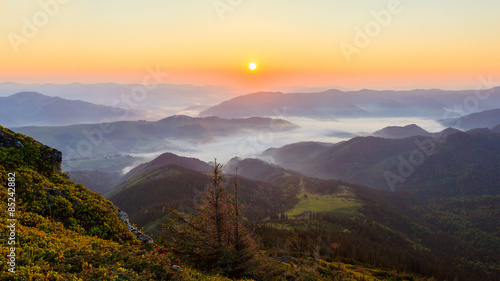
[249, 62, 257, 71]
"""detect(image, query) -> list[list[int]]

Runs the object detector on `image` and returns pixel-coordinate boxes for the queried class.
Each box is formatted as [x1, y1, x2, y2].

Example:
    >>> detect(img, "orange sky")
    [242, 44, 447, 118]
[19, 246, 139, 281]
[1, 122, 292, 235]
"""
[1, 1, 499, 90]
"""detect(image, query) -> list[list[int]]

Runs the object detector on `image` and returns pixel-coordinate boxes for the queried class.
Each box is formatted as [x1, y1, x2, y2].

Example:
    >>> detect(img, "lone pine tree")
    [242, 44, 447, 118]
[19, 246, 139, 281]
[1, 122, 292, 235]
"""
[163, 160, 257, 277]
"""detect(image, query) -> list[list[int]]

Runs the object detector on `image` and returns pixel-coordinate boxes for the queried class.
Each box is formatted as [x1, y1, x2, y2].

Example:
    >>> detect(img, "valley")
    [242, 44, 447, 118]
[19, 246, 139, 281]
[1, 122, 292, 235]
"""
[2, 86, 500, 280]
[3, 2, 499, 279]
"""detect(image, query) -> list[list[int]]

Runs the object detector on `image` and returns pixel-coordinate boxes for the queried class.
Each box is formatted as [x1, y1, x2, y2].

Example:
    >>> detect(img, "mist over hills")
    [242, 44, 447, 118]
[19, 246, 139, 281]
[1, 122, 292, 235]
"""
[11, 115, 298, 172]
[97, 150, 499, 280]
[439, 108, 500, 130]
[2, 83, 500, 279]
[371, 124, 462, 139]
[202, 90, 370, 118]
[0, 92, 141, 127]
[372, 124, 431, 138]
[263, 129, 500, 198]
[123, 152, 212, 180]
[224, 157, 301, 182]
[106, 156, 296, 229]
[201, 87, 500, 119]
[0, 82, 240, 119]
[2, 116, 499, 279]
[0, 125, 185, 279]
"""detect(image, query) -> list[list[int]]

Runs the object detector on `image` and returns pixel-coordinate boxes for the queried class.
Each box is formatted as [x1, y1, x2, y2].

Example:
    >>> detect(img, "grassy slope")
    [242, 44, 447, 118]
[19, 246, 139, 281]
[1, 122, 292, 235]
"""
[285, 186, 362, 217]
[0, 125, 252, 280]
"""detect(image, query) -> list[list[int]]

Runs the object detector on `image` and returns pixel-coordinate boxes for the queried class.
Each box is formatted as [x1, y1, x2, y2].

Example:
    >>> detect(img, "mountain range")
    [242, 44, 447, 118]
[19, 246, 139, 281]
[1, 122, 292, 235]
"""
[2, 84, 500, 280]
[263, 129, 500, 199]
[0, 92, 140, 127]
[439, 108, 500, 130]
[95, 150, 499, 280]
[0, 82, 240, 119]
[372, 124, 462, 139]
[0, 125, 192, 279]
[2, 122, 498, 280]
[12, 115, 298, 172]
[201, 87, 500, 119]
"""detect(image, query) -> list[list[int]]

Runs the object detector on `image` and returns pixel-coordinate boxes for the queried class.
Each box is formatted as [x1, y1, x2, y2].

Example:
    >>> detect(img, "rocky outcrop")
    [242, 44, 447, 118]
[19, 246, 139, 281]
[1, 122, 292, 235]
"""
[0, 126, 62, 170]
[42, 147, 63, 171]
[0, 128, 25, 149]
[117, 208, 154, 244]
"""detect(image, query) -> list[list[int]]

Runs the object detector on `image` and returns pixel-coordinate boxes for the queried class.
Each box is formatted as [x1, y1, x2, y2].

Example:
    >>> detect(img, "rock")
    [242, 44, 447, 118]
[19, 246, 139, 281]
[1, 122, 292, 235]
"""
[168, 265, 182, 271]
[0, 128, 25, 149]
[43, 188, 63, 196]
[0, 127, 62, 171]
[42, 147, 63, 171]
[117, 208, 154, 244]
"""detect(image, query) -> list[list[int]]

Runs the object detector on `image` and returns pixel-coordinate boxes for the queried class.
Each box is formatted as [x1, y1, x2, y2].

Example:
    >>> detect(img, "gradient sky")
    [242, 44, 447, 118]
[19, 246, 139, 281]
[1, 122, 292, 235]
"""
[1, 0, 499, 90]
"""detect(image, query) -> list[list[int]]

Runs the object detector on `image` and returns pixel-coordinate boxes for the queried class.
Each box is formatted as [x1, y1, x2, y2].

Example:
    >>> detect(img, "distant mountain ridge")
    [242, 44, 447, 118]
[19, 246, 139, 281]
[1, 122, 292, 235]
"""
[0, 92, 140, 127]
[439, 108, 500, 130]
[372, 124, 431, 138]
[202, 90, 369, 118]
[224, 157, 301, 182]
[264, 129, 500, 199]
[103, 151, 500, 280]
[0, 125, 234, 279]
[0, 82, 241, 120]
[12, 115, 298, 171]
[123, 152, 212, 181]
[372, 124, 462, 139]
[201, 87, 500, 119]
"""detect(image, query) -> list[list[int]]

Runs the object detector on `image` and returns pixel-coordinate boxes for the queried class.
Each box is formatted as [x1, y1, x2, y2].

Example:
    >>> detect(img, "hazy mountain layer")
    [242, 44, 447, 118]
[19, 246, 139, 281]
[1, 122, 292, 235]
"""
[202, 87, 500, 119]
[264, 130, 500, 199]
[105, 151, 500, 280]
[0, 92, 140, 127]
[11, 115, 298, 172]
[0, 82, 240, 119]
[439, 108, 500, 130]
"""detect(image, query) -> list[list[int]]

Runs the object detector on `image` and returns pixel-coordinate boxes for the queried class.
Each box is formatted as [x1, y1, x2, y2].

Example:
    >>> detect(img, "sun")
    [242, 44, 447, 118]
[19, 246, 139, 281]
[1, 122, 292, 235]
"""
[249, 62, 257, 71]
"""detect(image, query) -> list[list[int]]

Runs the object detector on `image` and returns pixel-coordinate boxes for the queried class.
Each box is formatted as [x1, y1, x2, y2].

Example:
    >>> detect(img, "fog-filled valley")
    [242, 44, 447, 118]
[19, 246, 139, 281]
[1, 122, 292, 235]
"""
[5, 84, 499, 174]
[3, 1, 500, 279]
[2, 83, 500, 280]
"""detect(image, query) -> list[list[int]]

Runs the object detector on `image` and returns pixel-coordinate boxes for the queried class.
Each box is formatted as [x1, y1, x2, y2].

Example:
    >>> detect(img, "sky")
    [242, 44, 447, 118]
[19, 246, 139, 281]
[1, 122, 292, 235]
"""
[1, 0, 499, 91]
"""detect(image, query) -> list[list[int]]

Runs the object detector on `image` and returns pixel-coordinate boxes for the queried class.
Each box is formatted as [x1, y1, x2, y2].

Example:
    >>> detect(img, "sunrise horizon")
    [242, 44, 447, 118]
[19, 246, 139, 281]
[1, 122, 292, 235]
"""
[2, 1, 499, 92]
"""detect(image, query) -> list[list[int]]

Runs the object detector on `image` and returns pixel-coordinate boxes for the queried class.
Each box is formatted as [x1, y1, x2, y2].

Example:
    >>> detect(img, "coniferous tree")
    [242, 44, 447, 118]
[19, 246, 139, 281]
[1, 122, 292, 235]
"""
[162, 160, 258, 277]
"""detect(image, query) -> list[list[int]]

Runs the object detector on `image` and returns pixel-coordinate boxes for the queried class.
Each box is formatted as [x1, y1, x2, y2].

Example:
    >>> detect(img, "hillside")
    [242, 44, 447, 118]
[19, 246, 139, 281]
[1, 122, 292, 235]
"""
[107, 161, 298, 232]
[12, 115, 298, 172]
[66, 170, 122, 194]
[0, 82, 239, 119]
[263, 130, 500, 198]
[3, 125, 498, 280]
[371, 125, 461, 139]
[124, 152, 212, 180]
[262, 141, 336, 167]
[201, 87, 500, 119]
[224, 157, 301, 182]
[439, 108, 500, 130]
[0, 92, 140, 127]
[372, 124, 430, 138]
[4, 125, 384, 280]
[201, 91, 369, 118]
[0, 125, 189, 279]
[104, 152, 499, 280]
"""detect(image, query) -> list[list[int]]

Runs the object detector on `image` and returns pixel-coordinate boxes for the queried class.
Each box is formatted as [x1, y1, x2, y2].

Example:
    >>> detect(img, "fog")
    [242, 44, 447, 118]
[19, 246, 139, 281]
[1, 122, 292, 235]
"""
[121, 117, 447, 174]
